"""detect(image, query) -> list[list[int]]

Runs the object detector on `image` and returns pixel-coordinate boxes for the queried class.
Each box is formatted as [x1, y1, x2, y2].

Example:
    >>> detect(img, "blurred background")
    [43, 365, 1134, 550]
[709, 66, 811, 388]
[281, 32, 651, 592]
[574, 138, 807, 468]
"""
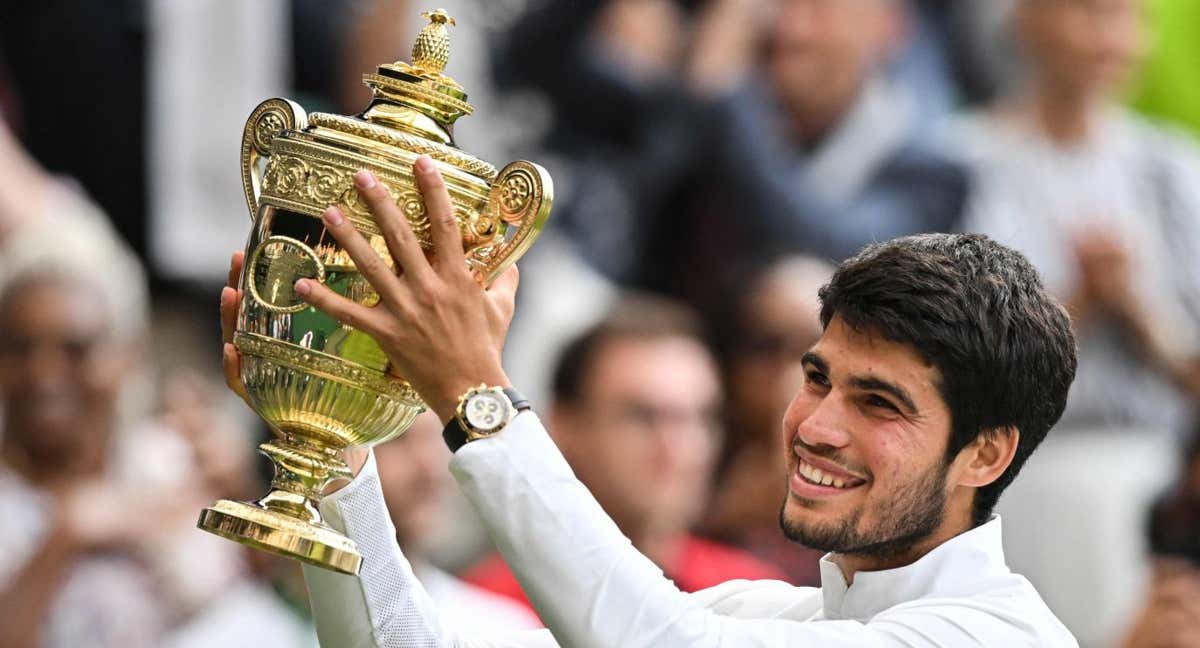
[1, 0, 1199, 646]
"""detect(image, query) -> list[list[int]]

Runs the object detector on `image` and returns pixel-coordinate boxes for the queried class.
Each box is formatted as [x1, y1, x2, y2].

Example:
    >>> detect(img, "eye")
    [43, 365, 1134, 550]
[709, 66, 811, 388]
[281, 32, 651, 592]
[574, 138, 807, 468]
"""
[804, 369, 830, 389]
[865, 394, 899, 413]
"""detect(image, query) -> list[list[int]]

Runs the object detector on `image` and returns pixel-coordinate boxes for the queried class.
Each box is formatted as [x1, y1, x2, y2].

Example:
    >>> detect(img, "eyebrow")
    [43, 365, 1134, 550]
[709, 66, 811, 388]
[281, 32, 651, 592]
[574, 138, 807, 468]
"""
[801, 351, 920, 415]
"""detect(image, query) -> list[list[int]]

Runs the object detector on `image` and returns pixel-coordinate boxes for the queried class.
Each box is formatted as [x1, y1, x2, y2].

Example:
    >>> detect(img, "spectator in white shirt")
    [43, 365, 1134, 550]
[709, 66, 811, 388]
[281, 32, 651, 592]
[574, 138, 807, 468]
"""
[221, 162, 1082, 647]
[949, 0, 1200, 435]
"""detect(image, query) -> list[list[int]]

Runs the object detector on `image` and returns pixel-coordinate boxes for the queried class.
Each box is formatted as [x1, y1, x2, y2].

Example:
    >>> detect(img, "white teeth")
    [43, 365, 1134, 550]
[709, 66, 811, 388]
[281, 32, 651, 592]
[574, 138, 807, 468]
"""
[797, 458, 856, 490]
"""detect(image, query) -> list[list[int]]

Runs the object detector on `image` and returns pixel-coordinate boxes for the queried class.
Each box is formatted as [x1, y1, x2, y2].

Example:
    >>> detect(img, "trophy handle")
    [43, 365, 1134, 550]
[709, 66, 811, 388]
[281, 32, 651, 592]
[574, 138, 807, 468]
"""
[478, 161, 554, 286]
[241, 98, 308, 218]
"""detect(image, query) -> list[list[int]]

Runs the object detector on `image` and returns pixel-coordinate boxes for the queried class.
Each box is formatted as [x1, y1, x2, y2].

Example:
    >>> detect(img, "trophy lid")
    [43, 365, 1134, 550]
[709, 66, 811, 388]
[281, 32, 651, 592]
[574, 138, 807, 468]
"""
[361, 9, 474, 140]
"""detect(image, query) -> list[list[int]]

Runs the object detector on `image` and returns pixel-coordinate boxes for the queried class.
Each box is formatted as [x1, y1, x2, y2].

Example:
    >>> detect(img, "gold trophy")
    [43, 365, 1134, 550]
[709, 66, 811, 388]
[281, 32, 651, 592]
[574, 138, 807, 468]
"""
[197, 9, 553, 575]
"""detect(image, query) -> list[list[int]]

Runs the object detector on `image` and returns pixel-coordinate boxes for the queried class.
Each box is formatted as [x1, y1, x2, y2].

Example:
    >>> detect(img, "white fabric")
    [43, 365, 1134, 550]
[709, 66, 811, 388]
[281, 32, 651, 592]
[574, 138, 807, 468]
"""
[148, 0, 288, 282]
[305, 413, 1077, 647]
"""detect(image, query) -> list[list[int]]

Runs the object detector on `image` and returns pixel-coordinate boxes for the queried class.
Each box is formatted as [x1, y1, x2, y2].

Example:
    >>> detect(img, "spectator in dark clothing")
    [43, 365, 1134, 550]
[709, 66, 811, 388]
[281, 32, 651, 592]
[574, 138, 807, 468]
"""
[496, 0, 968, 312]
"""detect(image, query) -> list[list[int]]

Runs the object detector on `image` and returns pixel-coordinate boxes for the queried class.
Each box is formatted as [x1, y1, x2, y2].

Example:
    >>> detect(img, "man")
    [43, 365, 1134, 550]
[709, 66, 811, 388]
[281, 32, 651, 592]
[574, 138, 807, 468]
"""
[497, 0, 967, 310]
[464, 297, 782, 608]
[221, 159, 1080, 645]
[373, 412, 540, 631]
[951, 0, 1200, 433]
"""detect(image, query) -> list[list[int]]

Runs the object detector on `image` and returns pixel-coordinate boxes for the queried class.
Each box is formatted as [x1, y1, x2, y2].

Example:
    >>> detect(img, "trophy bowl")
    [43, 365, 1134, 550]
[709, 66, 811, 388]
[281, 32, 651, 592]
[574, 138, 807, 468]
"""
[197, 8, 553, 575]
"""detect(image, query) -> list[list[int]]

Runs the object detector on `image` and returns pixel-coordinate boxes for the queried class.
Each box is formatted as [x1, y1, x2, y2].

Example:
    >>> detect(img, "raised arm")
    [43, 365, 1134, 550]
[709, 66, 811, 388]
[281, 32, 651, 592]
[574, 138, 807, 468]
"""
[288, 157, 1049, 648]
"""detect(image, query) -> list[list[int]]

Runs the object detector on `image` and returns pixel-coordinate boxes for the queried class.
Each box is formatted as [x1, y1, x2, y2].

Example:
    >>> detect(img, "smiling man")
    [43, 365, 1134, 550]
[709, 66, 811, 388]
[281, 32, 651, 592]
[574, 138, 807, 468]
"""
[221, 160, 1080, 646]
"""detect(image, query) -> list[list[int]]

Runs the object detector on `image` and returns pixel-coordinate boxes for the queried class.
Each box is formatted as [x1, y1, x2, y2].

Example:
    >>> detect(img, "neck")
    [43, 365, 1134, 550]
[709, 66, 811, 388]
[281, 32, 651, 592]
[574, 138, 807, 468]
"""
[832, 509, 974, 585]
[1024, 79, 1102, 145]
[783, 84, 862, 148]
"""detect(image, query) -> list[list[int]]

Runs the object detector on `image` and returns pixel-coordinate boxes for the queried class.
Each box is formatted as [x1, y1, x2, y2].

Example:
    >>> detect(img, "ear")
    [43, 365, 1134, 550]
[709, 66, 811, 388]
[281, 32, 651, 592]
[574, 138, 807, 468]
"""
[953, 426, 1020, 489]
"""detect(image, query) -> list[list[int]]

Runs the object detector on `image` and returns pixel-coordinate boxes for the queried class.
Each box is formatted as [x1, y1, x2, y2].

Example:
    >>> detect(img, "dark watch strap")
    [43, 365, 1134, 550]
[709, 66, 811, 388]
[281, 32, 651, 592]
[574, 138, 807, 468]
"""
[442, 387, 530, 452]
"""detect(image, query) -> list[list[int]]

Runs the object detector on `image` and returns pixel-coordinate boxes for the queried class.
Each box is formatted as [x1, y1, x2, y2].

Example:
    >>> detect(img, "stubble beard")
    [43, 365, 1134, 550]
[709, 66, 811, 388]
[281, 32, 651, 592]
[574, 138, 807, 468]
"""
[778, 459, 950, 560]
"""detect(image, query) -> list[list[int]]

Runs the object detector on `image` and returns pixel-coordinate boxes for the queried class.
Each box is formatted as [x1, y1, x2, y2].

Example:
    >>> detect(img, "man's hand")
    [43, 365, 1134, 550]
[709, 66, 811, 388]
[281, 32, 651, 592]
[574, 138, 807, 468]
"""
[294, 156, 519, 424]
[219, 250, 249, 405]
[220, 251, 371, 479]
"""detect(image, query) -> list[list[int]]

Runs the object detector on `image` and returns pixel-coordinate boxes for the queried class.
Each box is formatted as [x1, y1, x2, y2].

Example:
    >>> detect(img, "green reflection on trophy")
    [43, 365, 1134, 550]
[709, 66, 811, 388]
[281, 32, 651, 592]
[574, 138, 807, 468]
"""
[197, 8, 553, 575]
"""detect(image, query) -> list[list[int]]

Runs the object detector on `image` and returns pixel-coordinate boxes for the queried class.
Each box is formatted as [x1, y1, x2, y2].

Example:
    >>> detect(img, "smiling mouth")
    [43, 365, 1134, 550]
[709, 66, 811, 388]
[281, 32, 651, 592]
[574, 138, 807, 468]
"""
[794, 455, 867, 490]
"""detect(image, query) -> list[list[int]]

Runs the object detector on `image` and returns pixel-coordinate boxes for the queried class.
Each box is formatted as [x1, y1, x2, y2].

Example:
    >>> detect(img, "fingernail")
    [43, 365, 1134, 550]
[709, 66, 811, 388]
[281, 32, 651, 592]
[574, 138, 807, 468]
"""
[354, 170, 376, 190]
[294, 279, 311, 296]
[223, 342, 235, 357]
[323, 207, 344, 226]
[415, 155, 435, 174]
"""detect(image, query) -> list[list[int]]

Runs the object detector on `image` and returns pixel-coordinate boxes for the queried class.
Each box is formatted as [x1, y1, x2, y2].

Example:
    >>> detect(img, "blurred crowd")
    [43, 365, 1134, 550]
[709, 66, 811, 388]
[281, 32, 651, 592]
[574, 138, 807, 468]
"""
[1, 0, 1199, 647]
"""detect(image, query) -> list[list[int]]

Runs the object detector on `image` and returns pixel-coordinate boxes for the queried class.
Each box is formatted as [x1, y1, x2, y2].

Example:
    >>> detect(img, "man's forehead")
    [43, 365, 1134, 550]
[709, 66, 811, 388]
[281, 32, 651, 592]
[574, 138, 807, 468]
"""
[810, 317, 938, 385]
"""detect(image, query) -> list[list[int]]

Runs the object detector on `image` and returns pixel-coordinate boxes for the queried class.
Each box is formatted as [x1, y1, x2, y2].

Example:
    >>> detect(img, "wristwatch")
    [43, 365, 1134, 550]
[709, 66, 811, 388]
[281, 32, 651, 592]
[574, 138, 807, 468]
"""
[442, 384, 531, 452]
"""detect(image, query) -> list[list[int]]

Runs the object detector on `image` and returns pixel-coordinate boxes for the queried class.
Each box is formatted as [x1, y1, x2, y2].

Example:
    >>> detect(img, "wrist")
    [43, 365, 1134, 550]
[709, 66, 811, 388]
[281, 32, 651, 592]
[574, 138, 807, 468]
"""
[430, 369, 512, 424]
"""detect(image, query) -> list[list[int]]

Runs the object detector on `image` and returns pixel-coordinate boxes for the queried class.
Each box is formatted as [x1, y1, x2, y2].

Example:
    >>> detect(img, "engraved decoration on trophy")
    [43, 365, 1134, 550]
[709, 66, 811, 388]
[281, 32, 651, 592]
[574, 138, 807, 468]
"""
[198, 8, 554, 575]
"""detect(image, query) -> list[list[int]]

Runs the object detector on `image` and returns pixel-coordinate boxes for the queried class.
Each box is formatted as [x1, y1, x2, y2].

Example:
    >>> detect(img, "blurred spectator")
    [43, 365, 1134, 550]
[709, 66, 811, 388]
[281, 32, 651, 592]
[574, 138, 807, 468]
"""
[498, 0, 968, 314]
[0, 122, 306, 648]
[950, 0, 1200, 435]
[1131, 0, 1200, 137]
[704, 255, 831, 586]
[373, 412, 541, 632]
[1122, 430, 1200, 648]
[464, 296, 783, 610]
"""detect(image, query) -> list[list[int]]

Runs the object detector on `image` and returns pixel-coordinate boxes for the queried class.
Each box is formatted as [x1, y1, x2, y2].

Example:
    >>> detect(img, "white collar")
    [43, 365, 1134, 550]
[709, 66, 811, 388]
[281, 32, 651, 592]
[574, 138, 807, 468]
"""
[817, 516, 1009, 621]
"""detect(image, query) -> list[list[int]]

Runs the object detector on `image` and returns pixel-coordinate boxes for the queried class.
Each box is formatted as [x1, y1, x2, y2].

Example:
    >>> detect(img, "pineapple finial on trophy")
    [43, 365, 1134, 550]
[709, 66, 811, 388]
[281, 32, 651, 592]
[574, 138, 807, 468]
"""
[412, 8, 456, 75]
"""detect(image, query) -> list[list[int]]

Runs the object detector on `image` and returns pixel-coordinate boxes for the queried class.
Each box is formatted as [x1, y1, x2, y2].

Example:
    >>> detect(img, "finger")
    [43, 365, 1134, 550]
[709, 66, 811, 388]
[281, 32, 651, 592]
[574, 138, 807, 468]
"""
[321, 205, 409, 304]
[227, 251, 245, 289]
[296, 276, 388, 335]
[353, 170, 433, 284]
[222, 343, 249, 403]
[220, 286, 239, 345]
[413, 155, 466, 271]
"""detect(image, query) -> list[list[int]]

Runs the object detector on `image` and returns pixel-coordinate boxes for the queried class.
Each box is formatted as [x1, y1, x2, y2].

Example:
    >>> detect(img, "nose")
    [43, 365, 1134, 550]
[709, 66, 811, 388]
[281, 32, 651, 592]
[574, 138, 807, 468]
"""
[791, 389, 852, 450]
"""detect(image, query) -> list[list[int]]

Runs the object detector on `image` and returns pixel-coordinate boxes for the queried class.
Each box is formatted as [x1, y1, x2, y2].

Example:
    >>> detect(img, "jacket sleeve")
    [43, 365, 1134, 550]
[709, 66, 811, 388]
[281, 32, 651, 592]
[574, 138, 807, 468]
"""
[302, 451, 558, 648]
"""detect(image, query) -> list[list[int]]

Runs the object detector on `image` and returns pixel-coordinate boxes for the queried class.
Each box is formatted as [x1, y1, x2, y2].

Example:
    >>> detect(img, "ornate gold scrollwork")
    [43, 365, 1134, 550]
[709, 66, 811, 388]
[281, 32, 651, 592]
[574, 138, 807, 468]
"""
[475, 161, 554, 286]
[241, 98, 309, 218]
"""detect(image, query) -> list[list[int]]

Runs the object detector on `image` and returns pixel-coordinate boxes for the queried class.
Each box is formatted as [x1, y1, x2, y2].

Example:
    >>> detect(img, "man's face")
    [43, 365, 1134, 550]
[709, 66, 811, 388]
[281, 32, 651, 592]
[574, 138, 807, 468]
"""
[1018, 0, 1145, 98]
[375, 412, 453, 553]
[554, 336, 722, 535]
[0, 280, 125, 457]
[766, 0, 899, 125]
[779, 316, 954, 557]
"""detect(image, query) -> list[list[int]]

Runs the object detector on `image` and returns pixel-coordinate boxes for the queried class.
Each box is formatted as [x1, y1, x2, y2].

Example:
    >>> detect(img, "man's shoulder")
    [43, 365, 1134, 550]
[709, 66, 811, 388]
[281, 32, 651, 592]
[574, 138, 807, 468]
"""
[878, 573, 1079, 647]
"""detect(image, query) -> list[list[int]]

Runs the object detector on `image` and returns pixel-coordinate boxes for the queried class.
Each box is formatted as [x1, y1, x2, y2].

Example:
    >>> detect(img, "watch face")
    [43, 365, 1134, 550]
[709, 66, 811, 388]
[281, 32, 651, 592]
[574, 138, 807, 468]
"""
[465, 391, 509, 431]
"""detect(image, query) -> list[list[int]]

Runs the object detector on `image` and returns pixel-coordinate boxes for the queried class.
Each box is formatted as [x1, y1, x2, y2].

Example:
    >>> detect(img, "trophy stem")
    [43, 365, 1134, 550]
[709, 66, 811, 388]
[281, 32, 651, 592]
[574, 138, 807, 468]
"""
[256, 436, 352, 525]
[197, 432, 362, 574]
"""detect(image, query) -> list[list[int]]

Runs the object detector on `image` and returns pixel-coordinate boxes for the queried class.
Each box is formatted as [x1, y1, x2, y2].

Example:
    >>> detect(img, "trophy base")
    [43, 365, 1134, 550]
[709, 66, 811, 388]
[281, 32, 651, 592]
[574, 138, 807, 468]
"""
[198, 499, 362, 575]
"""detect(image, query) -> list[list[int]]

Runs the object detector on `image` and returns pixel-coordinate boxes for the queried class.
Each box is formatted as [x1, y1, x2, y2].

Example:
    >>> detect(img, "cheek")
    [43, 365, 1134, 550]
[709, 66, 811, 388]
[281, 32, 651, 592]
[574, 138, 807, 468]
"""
[859, 423, 928, 483]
